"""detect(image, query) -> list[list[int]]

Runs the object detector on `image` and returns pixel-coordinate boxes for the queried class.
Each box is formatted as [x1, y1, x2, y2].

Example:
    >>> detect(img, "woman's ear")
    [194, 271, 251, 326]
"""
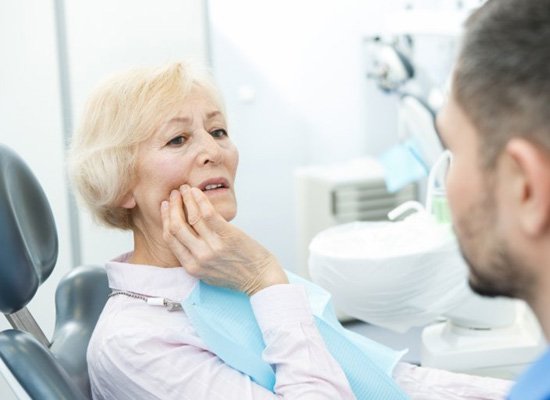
[504, 138, 550, 236]
[121, 193, 136, 209]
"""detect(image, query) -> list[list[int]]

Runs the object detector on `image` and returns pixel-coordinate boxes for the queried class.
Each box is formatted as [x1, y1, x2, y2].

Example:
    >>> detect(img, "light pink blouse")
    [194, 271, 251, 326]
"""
[87, 255, 512, 399]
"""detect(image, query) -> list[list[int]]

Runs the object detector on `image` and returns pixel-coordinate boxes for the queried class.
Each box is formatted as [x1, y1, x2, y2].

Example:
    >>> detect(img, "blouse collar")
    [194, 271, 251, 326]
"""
[106, 252, 197, 301]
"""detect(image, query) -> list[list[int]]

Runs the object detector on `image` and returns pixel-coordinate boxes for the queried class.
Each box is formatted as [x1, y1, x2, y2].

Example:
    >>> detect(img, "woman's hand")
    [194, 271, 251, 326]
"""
[160, 185, 288, 296]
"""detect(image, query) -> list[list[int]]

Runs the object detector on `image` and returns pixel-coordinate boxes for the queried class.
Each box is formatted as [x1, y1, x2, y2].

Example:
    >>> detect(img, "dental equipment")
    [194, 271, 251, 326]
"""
[308, 151, 545, 378]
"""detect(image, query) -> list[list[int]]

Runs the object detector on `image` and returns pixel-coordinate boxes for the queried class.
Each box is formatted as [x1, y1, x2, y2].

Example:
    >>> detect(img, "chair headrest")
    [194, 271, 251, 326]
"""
[0, 145, 58, 314]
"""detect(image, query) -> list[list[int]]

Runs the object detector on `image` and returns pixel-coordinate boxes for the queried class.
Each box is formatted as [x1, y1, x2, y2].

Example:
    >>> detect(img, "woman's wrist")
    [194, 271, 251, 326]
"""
[246, 262, 289, 296]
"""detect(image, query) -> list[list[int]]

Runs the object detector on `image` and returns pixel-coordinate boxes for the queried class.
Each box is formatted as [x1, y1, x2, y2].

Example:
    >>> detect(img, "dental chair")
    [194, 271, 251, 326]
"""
[0, 144, 110, 399]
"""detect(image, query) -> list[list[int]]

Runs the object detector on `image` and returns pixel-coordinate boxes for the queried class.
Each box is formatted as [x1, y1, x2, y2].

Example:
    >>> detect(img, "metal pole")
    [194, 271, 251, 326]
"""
[53, 0, 82, 268]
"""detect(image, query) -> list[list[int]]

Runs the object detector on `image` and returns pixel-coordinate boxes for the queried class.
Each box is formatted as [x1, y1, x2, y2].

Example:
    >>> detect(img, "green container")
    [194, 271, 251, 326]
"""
[431, 193, 452, 225]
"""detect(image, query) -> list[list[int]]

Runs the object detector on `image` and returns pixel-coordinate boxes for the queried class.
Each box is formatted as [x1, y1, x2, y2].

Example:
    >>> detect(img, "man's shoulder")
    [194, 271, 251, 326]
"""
[508, 348, 550, 400]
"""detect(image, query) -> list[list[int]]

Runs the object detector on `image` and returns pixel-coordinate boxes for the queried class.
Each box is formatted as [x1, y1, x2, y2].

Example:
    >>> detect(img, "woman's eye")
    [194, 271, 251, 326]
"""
[210, 129, 228, 139]
[167, 136, 185, 146]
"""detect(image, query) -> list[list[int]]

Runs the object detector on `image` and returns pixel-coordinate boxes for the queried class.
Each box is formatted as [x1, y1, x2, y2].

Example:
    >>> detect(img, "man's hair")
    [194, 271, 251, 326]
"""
[454, 0, 550, 168]
[68, 62, 224, 230]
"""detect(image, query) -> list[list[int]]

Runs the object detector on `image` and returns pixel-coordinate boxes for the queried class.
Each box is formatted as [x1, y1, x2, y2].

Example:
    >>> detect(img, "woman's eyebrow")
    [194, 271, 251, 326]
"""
[206, 110, 222, 119]
[167, 117, 190, 125]
[167, 111, 221, 124]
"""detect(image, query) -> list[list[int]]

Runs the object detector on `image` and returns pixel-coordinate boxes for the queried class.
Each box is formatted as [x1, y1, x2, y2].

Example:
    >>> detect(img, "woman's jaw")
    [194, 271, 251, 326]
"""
[188, 177, 238, 222]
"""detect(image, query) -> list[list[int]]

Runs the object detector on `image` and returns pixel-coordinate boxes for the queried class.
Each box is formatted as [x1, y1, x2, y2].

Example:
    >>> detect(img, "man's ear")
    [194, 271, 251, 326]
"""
[504, 138, 550, 236]
[120, 193, 136, 209]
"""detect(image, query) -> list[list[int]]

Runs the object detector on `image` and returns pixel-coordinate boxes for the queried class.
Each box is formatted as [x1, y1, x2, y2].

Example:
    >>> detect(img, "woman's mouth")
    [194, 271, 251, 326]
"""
[203, 183, 226, 191]
[198, 177, 230, 195]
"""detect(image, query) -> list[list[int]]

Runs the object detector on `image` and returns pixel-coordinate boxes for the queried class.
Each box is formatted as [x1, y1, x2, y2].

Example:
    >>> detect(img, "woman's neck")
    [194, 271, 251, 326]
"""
[130, 228, 181, 268]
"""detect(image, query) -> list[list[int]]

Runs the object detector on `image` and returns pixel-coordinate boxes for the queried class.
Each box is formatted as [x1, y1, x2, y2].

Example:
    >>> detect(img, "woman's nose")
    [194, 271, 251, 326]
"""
[196, 131, 223, 165]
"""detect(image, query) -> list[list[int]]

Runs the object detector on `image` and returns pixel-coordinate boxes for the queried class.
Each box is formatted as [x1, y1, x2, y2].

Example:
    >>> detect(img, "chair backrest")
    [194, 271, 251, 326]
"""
[0, 144, 57, 316]
[0, 144, 110, 399]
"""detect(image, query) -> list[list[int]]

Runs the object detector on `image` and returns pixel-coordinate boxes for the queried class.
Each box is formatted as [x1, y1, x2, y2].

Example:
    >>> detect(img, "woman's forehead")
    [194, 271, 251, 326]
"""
[170, 86, 224, 118]
[154, 98, 225, 136]
[167, 110, 224, 125]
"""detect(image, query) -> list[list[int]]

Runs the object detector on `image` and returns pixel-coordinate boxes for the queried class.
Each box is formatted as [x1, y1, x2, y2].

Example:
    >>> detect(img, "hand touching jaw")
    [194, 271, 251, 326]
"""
[161, 186, 288, 296]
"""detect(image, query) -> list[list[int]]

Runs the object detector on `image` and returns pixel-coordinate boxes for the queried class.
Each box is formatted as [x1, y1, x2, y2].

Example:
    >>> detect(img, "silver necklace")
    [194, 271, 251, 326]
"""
[109, 289, 183, 312]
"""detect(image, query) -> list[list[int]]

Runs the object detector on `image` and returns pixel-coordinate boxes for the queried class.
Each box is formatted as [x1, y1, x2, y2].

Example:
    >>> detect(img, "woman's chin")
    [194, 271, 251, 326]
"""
[213, 202, 237, 222]
[207, 191, 237, 222]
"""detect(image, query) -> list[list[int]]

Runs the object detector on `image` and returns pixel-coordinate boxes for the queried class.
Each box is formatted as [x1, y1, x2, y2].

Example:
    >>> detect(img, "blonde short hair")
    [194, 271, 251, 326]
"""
[68, 62, 224, 230]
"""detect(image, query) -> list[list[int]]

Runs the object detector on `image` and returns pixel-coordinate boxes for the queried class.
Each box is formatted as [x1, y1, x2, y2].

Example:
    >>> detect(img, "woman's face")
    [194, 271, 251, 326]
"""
[125, 86, 239, 238]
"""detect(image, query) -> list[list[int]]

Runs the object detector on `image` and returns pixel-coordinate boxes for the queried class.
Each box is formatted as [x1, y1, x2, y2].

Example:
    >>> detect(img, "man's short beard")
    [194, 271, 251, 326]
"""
[455, 178, 533, 301]
[461, 241, 529, 299]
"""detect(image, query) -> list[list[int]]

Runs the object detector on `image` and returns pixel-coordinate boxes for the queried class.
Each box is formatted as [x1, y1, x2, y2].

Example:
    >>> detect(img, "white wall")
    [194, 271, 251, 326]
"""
[208, 0, 473, 273]
[209, 0, 406, 271]
[0, 1, 207, 397]
[0, 2, 71, 398]
[0, 0, 72, 340]
[64, 0, 208, 266]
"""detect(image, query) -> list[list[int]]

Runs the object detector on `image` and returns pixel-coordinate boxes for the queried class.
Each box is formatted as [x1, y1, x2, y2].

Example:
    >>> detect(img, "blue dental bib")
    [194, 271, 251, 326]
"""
[181, 271, 408, 399]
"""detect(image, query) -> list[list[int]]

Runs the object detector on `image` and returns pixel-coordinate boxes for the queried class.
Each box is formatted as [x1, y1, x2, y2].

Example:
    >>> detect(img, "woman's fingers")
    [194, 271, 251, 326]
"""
[160, 199, 195, 268]
[189, 187, 228, 233]
[168, 190, 200, 246]
[180, 185, 201, 226]
[160, 190, 209, 275]
[161, 186, 287, 294]
[178, 185, 226, 240]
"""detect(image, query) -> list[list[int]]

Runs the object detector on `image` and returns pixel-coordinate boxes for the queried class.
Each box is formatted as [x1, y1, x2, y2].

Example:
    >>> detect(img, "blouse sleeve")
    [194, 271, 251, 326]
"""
[392, 362, 513, 400]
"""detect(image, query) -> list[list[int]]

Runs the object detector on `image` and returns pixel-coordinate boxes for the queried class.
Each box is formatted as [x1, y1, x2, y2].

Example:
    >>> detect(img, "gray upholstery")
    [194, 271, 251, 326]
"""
[50, 265, 110, 397]
[0, 330, 87, 400]
[0, 144, 110, 399]
[0, 145, 57, 315]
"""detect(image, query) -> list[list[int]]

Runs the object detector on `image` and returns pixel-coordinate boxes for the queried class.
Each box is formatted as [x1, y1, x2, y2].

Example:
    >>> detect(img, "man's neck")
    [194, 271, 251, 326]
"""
[526, 275, 550, 342]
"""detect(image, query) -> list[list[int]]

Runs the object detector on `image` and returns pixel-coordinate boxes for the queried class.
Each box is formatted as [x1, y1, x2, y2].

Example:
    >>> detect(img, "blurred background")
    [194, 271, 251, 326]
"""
[0, 0, 486, 396]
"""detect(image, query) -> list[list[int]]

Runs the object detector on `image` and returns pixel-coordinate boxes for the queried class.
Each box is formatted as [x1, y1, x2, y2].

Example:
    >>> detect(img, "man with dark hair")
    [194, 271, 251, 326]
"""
[437, 0, 550, 398]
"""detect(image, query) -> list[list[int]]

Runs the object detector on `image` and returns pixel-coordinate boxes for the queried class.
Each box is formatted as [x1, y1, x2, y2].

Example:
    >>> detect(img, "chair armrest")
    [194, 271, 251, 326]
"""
[0, 329, 86, 400]
[50, 265, 109, 398]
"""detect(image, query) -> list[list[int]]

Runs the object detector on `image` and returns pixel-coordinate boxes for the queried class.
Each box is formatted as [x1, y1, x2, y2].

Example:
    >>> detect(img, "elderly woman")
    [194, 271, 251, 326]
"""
[69, 62, 511, 400]
[69, 62, 359, 399]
